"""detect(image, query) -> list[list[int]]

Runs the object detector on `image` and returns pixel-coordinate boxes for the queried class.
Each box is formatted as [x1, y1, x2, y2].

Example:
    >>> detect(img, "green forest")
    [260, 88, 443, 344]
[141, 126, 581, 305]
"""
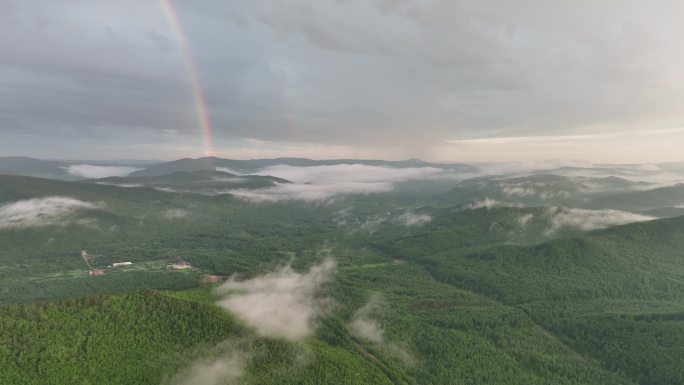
[1, 173, 684, 384]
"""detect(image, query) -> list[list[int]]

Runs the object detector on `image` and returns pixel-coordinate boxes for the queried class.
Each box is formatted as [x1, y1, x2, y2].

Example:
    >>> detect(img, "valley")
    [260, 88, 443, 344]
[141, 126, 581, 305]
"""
[1, 157, 684, 384]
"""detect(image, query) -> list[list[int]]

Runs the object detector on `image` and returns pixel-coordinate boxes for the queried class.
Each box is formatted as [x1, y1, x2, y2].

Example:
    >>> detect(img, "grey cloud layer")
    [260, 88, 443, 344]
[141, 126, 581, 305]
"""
[2, 0, 684, 159]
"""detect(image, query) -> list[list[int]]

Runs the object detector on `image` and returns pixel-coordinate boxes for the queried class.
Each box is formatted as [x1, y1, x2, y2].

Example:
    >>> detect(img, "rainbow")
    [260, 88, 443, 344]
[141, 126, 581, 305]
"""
[160, 0, 215, 156]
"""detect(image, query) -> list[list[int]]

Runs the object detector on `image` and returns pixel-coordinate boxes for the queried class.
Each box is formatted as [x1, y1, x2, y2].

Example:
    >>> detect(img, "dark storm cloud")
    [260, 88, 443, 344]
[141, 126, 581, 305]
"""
[1, 0, 684, 160]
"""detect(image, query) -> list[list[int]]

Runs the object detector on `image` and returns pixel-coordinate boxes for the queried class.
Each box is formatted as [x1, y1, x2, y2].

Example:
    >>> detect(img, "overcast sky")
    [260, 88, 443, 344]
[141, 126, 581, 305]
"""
[1, 0, 683, 162]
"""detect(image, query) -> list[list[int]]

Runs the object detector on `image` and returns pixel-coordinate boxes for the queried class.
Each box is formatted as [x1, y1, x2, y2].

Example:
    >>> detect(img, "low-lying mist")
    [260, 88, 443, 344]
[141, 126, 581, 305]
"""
[215, 258, 336, 339]
[545, 207, 655, 233]
[163, 342, 246, 385]
[225, 164, 446, 202]
[350, 294, 413, 364]
[65, 164, 141, 179]
[0, 196, 103, 229]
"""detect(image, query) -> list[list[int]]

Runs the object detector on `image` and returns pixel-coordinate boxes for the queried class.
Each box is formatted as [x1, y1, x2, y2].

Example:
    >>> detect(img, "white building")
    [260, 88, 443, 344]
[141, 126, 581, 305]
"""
[112, 262, 133, 267]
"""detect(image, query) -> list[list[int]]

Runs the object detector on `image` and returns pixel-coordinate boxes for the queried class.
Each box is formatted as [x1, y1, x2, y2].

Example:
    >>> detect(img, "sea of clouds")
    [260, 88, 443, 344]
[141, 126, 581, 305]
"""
[220, 160, 684, 203]
[225, 164, 445, 202]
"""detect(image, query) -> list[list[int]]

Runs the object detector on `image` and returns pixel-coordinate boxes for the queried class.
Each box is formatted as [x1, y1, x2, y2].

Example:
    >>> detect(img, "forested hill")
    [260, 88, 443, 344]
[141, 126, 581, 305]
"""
[0, 290, 392, 385]
[420, 213, 684, 304]
[0, 275, 635, 385]
[411, 214, 684, 385]
[0, 291, 241, 385]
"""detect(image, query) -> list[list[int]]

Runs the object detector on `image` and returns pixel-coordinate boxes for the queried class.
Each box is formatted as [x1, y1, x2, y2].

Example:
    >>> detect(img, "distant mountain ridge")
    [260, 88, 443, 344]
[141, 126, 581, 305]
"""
[95, 170, 291, 184]
[587, 183, 684, 212]
[0, 156, 159, 181]
[129, 156, 478, 177]
[436, 173, 652, 208]
[0, 156, 77, 180]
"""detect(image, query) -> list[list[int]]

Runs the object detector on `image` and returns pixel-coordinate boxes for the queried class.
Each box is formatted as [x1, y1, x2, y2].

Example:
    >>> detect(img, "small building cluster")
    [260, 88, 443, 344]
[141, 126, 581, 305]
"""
[81, 250, 195, 276]
[170, 260, 192, 270]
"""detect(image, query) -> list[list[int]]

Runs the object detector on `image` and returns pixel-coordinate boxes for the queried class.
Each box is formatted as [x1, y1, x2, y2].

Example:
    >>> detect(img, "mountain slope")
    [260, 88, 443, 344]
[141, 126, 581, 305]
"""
[0, 270, 635, 385]
[408, 214, 684, 385]
[0, 289, 395, 385]
[0, 291, 240, 385]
